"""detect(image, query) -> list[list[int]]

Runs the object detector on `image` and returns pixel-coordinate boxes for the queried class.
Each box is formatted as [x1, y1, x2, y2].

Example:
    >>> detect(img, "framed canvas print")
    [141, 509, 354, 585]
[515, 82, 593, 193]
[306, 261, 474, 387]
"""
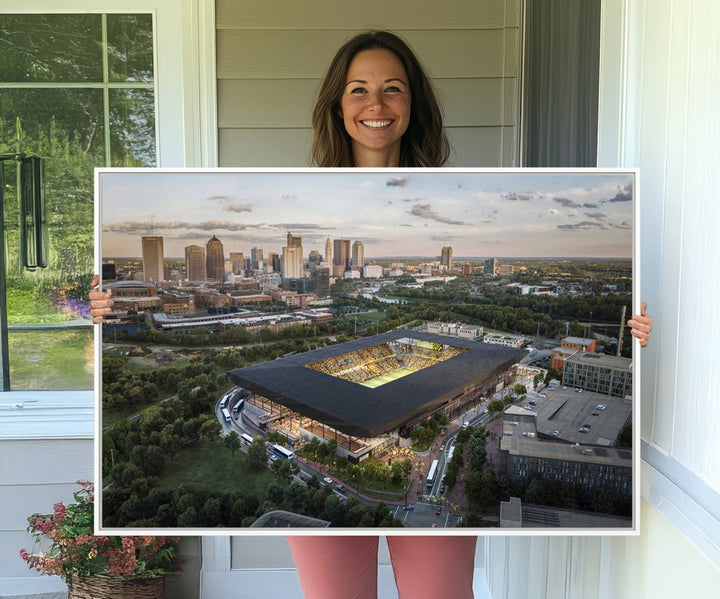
[95, 168, 639, 535]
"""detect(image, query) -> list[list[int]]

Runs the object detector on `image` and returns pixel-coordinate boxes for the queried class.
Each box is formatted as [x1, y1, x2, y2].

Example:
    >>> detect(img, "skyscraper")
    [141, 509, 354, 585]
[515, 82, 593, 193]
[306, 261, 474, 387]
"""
[287, 232, 302, 248]
[185, 245, 205, 281]
[351, 240, 365, 269]
[311, 267, 330, 297]
[251, 247, 264, 269]
[206, 235, 225, 281]
[282, 245, 303, 279]
[229, 252, 244, 275]
[441, 246, 453, 270]
[484, 258, 497, 276]
[333, 239, 351, 276]
[266, 252, 280, 272]
[325, 237, 332, 266]
[142, 236, 164, 283]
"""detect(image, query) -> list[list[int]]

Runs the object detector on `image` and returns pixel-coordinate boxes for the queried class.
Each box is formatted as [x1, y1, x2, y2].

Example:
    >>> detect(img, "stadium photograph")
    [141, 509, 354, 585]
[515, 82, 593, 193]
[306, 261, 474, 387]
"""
[228, 330, 527, 462]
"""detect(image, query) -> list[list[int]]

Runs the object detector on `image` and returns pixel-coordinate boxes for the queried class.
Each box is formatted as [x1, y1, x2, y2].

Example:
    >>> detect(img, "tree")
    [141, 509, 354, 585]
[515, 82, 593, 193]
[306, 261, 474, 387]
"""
[525, 478, 545, 505]
[224, 431, 241, 456]
[513, 383, 527, 396]
[200, 418, 222, 443]
[487, 399, 505, 416]
[247, 439, 268, 471]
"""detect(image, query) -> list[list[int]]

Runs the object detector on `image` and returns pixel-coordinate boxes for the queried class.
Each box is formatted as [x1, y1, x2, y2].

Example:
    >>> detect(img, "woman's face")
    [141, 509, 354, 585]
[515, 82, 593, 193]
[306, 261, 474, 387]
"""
[340, 48, 411, 166]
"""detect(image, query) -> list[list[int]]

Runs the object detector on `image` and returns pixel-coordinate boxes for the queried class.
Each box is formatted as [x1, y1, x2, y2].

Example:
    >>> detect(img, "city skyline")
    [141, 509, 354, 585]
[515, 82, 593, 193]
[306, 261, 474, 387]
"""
[100, 170, 635, 259]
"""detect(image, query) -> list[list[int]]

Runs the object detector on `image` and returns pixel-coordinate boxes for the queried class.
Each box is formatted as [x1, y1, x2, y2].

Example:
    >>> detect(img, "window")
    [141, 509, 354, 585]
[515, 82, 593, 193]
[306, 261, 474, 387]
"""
[0, 13, 156, 390]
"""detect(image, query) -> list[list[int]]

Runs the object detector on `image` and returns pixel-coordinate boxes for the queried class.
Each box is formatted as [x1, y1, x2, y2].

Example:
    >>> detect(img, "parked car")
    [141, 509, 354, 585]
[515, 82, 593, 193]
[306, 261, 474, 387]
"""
[538, 393, 547, 398]
[323, 477, 333, 485]
[552, 431, 559, 437]
[579, 427, 589, 433]
[435, 507, 442, 516]
[597, 404, 607, 410]
[402, 504, 415, 511]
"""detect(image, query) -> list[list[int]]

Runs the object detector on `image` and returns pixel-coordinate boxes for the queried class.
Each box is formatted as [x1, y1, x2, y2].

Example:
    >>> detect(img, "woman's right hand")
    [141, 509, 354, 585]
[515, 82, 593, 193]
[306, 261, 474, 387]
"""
[89, 274, 113, 324]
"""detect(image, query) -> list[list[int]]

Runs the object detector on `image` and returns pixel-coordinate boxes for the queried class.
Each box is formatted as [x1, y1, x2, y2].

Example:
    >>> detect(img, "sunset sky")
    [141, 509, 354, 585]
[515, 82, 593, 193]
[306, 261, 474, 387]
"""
[100, 169, 635, 260]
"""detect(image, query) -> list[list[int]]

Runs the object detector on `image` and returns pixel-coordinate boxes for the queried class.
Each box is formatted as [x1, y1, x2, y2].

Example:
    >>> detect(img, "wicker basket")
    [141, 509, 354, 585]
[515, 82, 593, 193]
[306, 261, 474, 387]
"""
[67, 575, 165, 599]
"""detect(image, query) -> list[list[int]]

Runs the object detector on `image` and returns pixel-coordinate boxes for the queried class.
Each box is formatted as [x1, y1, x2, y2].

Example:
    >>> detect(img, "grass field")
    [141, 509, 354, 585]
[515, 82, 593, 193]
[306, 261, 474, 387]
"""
[155, 437, 275, 496]
[361, 367, 416, 388]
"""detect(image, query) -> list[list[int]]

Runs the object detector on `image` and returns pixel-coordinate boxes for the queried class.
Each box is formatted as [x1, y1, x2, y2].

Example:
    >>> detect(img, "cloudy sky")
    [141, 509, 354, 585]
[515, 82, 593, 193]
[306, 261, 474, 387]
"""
[100, 170, 634, 259]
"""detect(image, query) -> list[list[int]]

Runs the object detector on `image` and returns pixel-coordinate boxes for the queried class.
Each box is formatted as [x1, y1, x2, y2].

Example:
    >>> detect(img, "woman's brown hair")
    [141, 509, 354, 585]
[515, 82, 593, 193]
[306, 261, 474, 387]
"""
[311, 31, 449, 167]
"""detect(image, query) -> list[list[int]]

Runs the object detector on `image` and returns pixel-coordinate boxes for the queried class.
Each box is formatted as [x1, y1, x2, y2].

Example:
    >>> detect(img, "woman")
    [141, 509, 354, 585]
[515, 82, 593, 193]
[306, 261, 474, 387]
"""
[90, 30, 652, 599]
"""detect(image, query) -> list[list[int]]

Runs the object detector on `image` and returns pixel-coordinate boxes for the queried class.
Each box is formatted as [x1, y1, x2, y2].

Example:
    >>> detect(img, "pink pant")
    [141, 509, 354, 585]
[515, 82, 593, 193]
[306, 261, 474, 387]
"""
[287, 536, 477, 599]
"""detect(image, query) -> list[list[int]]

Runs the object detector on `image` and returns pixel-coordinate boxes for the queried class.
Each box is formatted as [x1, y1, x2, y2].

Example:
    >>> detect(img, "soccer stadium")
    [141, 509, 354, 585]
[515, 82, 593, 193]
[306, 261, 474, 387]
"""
[228, 331, 527, 462]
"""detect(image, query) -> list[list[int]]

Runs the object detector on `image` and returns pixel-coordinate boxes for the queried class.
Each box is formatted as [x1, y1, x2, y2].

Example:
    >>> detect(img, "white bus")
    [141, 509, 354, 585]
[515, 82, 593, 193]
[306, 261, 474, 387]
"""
[240, 433, 254, 446]
[219, 396, 228, 409]
[221, 408, 231, 423]
[427, 459, 439, 488]
[272, 444, 295, 461]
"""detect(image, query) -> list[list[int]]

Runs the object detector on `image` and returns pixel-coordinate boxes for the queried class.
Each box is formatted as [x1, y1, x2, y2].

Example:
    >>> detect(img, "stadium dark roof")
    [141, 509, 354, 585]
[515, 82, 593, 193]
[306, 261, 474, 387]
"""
[228, 331, 527, 438]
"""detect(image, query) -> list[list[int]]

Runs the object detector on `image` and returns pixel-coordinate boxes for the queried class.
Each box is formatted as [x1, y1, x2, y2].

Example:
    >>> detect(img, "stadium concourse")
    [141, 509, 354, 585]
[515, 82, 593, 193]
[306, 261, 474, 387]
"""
[228, 331, 527, 463]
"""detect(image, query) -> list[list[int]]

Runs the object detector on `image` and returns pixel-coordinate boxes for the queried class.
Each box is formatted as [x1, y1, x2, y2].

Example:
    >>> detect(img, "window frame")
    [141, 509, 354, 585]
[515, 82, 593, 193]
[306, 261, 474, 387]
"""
[0, 0, 216, 418]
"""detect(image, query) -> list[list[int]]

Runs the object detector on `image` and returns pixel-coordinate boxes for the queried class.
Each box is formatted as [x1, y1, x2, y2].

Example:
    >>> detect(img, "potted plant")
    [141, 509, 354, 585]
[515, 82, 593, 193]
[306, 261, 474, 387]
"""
[20, 481, 181, 599]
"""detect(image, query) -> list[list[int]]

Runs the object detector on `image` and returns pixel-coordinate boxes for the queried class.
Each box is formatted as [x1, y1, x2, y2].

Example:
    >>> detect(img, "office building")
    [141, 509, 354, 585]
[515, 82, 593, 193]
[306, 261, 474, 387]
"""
[205, 236, 225, 281]
[325, 237, 332, 266]
[185, 244, 205, 282]
[282, 245, 303, 279]
[141, 235, 164, 283]
[333, 239, 351, 277]
[251, 247, 264, 269]
[484, 258, 497, 276]
[287, 232, 302, 248]
[311, 267, 330, 297]
[351, 240, 365, 269]
[229, 252, 245, 275]
[563, 353, 633, 398]
[363, 264, 383, 278]
[441, 246, 453, 269]
[308, 250, 322, 268]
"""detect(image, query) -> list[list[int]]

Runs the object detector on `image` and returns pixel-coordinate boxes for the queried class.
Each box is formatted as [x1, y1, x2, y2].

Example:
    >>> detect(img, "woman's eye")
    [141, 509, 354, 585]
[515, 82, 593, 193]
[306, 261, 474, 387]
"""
[385, 86, 402, 93]
[349, 87, 367, 94]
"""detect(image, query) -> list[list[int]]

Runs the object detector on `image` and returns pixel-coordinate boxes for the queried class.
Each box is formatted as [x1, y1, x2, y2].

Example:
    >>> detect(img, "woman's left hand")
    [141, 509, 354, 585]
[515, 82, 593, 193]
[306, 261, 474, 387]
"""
[627, 301, 653, 348]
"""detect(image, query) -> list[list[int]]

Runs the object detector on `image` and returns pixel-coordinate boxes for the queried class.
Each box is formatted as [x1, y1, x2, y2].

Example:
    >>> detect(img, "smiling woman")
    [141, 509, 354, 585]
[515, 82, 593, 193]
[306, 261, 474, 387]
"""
[311, 31, 449, 168]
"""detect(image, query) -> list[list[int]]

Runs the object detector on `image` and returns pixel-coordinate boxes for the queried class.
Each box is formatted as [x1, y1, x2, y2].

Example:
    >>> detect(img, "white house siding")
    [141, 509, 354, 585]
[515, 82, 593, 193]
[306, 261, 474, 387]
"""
[215, 0, 521, 167]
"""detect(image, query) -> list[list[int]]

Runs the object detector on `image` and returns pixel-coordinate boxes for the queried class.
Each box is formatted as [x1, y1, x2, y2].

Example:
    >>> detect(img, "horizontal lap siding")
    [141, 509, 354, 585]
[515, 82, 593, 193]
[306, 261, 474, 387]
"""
[216, 0, 521, 167]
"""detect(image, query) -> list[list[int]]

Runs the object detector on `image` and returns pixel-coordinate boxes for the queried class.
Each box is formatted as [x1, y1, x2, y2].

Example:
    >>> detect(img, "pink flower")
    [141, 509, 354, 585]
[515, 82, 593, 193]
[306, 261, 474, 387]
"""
[121, 537, 135, 549]
[19, 548, 29, 562]
[53, 502, 66, 522]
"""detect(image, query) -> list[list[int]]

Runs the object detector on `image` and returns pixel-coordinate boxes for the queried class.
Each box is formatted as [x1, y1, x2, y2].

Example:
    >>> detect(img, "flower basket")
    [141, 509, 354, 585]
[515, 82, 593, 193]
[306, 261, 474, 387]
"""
[20, 482, 181, 595]
[67, 575, 164, 599]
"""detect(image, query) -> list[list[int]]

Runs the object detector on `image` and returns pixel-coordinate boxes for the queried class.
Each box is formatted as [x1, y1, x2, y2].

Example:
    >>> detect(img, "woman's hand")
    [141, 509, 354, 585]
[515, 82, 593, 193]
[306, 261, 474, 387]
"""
[627, 301, 653, 348]
[88, 274, 113, 324]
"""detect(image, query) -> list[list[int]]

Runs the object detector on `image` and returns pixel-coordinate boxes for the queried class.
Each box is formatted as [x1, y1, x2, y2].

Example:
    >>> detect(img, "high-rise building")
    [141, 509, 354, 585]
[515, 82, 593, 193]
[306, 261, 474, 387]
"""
[251, 247, 264, 269]
[441, 246, 453, 269]
[311, 267, 330, 297]
[351, 240, 365, 269]
[484, 258, 497, 276]
[325, 237, 332, 266]
[282, 245, 303, 279]
[229, 252, 245, 275]
[206, 235, 225, 281]
[266, 252, 280, 272]
[333, 239, 351, 277]
[185, 245, 205, 281]
[462, 263, 472, 275]
[142, 236, 164, 283]
[287, 232, 302, 248]
[308, 250, 322, 268]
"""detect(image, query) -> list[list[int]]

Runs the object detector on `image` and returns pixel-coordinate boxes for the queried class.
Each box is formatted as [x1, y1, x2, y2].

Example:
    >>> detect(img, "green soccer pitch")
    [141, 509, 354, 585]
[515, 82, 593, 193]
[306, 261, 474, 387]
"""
[361, 367, 417, 388]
